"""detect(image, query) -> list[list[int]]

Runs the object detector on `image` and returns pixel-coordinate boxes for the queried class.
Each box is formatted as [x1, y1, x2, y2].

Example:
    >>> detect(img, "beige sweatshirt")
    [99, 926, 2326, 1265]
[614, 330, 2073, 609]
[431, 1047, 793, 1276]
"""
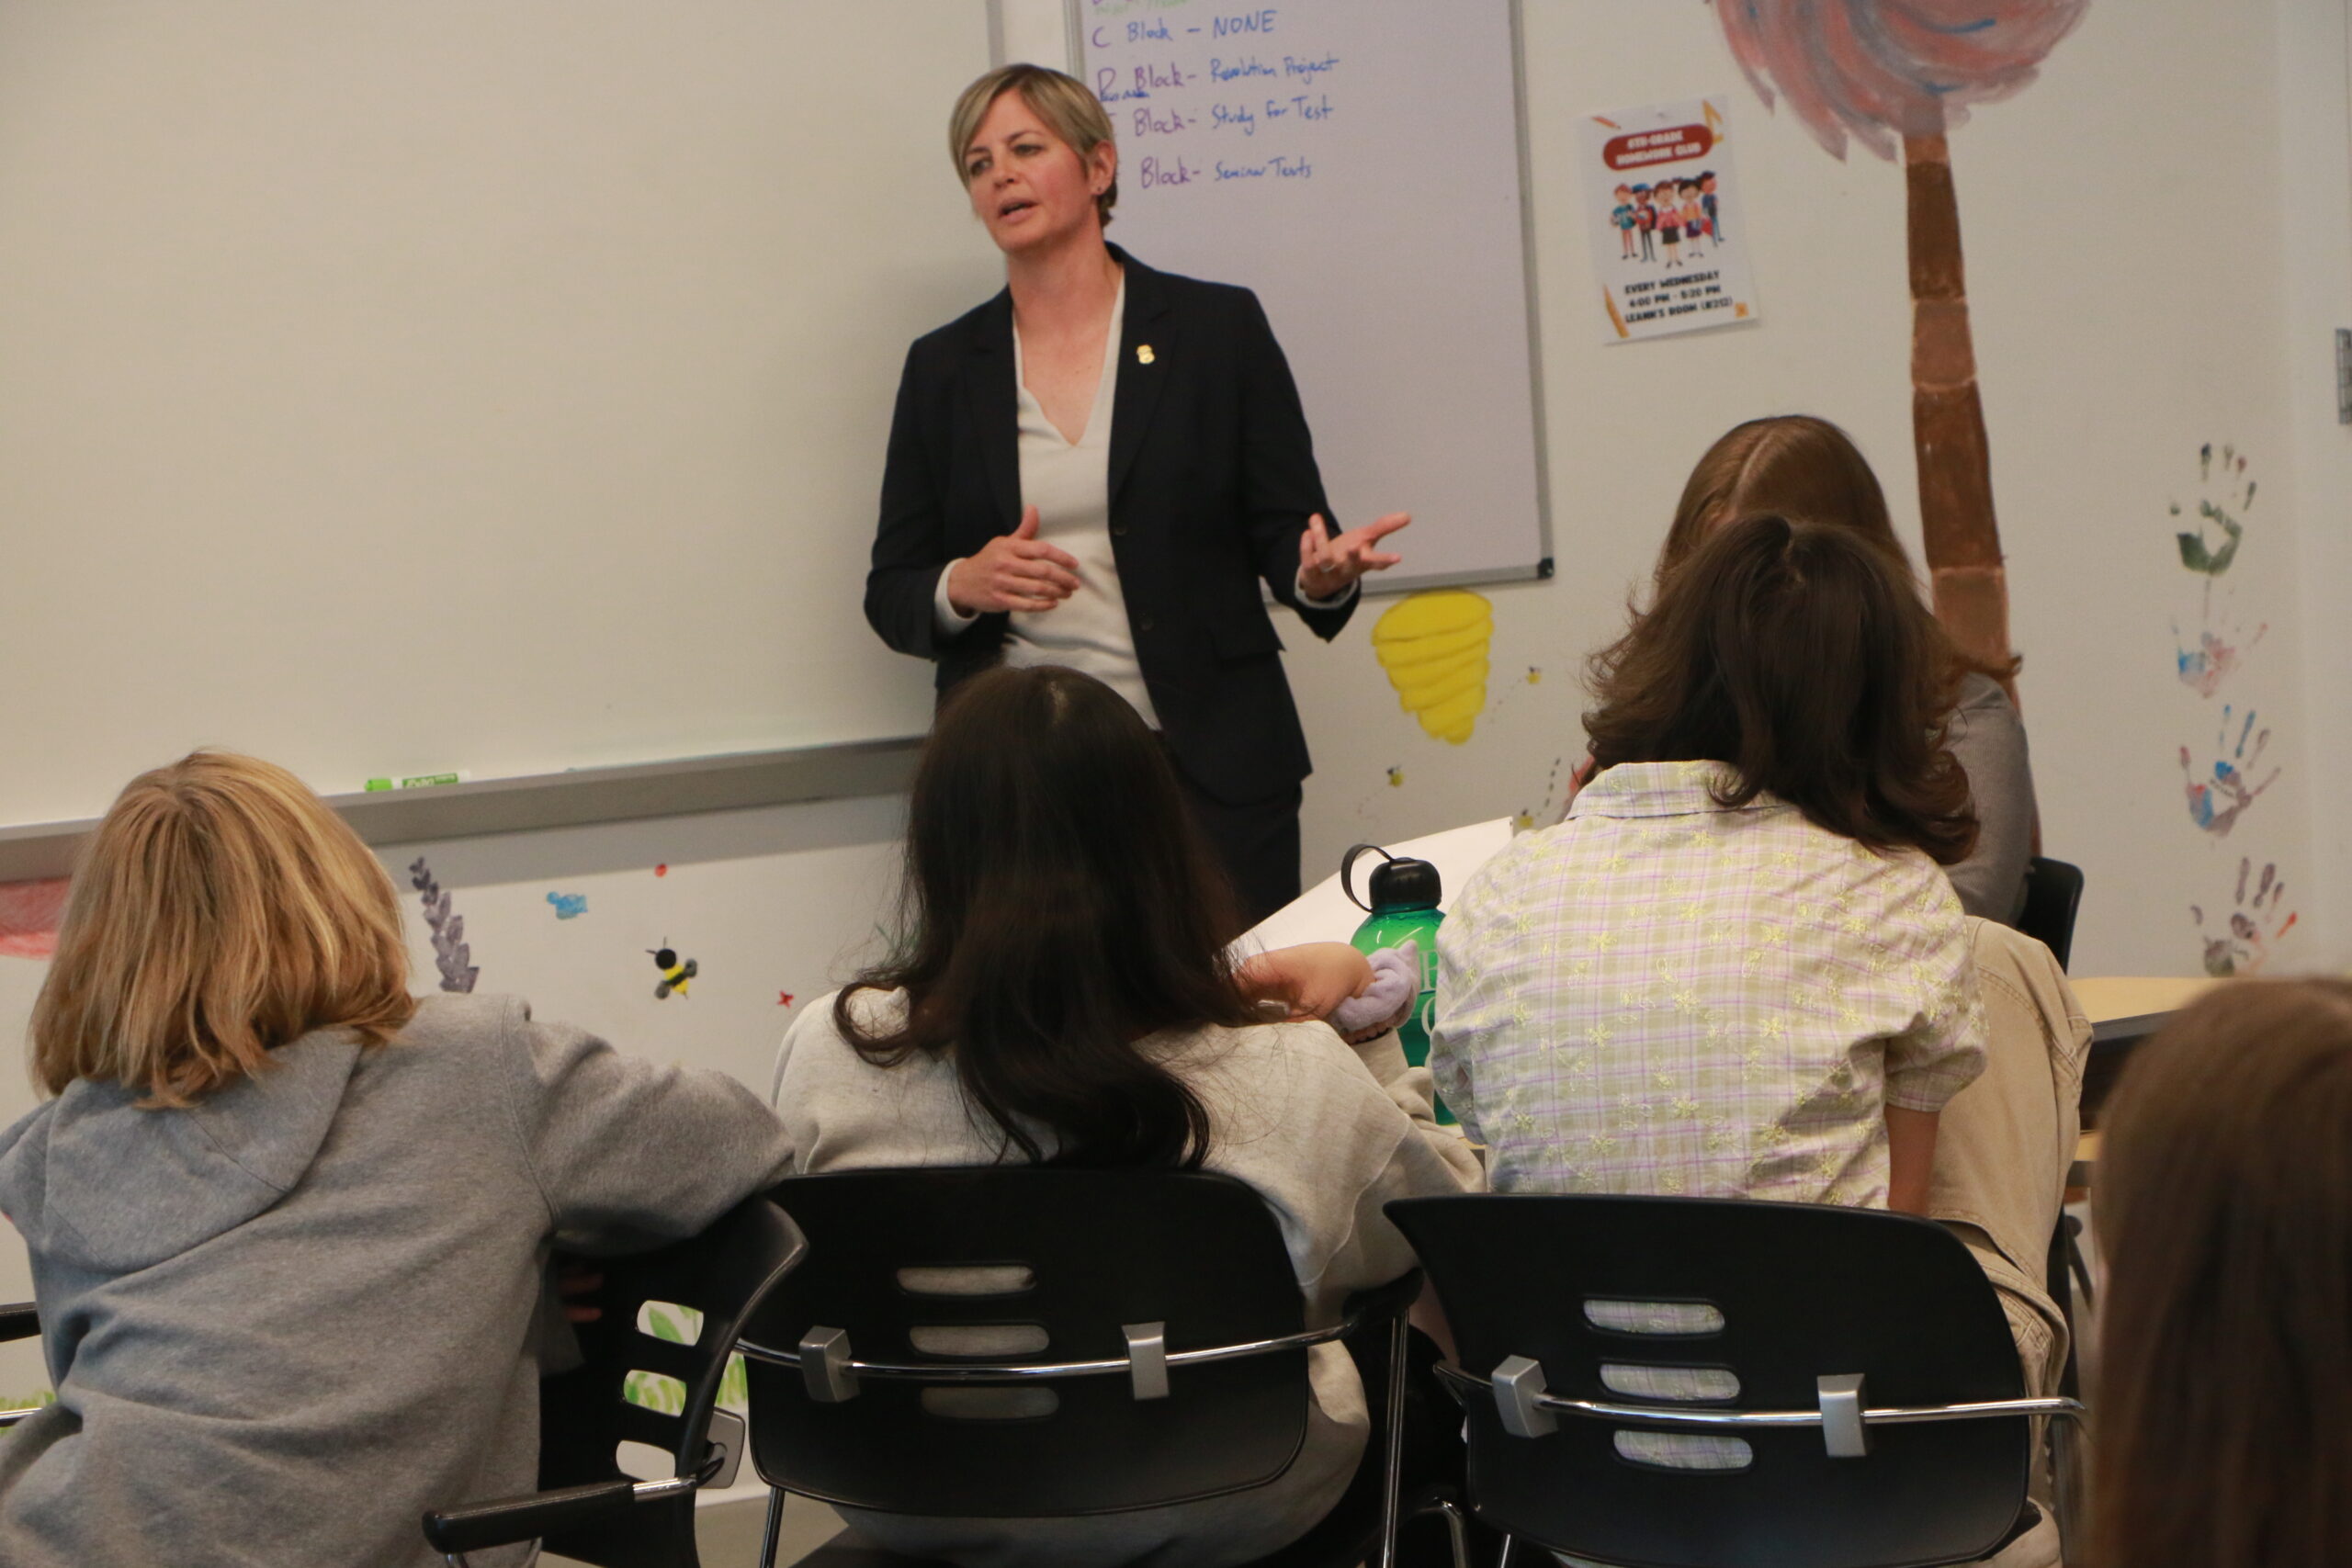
[770, 991, 1484, 1568]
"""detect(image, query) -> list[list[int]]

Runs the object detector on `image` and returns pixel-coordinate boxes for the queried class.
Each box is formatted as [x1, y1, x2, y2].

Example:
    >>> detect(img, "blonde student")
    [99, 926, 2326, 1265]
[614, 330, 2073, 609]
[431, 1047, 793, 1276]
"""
[0, 751, 799, 1568]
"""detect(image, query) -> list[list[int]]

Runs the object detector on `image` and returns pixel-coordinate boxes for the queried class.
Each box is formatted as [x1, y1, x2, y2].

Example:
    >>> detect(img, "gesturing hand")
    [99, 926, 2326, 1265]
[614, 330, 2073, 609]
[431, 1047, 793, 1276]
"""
[948, 506, 1080, 615]
[1298, 512, 1410, 601]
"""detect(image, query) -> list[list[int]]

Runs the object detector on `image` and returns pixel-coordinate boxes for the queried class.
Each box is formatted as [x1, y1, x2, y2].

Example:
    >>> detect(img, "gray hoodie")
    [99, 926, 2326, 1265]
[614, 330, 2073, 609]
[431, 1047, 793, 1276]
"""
[0, 992, 797, 1568]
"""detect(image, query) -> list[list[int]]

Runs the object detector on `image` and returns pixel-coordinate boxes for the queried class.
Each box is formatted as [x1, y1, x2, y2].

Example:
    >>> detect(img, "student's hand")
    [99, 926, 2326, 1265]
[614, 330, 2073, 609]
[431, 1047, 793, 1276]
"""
[557, 1262, 605, 1325]
[947, 506, 1080, 614]
[1298, 513, 1409, 600]
[1238, 942, 1374, 1021]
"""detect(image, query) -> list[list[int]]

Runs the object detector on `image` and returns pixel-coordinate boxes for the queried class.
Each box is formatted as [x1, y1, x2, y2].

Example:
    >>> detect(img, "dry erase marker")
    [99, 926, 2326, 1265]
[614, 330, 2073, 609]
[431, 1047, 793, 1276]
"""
[364, 772, 470, 792]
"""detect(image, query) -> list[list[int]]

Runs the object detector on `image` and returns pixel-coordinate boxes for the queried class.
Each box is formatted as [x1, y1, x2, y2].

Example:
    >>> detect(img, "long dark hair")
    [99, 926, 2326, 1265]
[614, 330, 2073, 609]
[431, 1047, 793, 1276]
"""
[835, 666, 1256, 1168]
[1585, 513, 1978, 864]
[2091, 979, 2352, 1568]
[1657, 414, 2018, 692]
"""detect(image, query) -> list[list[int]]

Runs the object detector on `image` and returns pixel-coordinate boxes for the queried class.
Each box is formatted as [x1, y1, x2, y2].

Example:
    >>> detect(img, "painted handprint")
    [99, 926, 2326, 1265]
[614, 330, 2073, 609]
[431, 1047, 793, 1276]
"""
[2173, 603, 2266, 699]
[2179, 705, 2277, 839]
[2171, 441, 2256, 577]
[2191, 856, 2297, 976]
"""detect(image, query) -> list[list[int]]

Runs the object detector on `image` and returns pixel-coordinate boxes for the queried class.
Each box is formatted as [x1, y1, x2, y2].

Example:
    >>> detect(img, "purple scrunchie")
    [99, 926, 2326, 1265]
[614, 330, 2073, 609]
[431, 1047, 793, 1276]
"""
[1329, 940, 1420, 1035]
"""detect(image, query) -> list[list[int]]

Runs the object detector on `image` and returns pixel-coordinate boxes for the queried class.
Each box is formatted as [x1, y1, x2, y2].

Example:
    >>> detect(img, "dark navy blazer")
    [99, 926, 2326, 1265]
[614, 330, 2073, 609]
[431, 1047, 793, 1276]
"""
[863, 247, 1355, 806]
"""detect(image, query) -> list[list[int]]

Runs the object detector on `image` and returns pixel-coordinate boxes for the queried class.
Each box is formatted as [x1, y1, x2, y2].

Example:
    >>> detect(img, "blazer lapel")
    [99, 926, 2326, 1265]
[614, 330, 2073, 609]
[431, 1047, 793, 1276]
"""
[964, 288, 1021, 533]
[1107, 248, 1172, 505]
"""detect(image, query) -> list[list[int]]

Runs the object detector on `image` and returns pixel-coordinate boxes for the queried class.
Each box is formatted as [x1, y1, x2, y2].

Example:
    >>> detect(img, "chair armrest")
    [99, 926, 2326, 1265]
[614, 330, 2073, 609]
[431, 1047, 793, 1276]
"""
[422, 1478, 637, 1557]
[0, 1304, 37, 1344]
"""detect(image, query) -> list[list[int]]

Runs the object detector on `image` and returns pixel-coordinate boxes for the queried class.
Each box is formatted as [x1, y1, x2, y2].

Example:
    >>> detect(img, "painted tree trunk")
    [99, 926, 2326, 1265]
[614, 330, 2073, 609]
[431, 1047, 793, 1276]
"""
[1902, 130, 2015, 692]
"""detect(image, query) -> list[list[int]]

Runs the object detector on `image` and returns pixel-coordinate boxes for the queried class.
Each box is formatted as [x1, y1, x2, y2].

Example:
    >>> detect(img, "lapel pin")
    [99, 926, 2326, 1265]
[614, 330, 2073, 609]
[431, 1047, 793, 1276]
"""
[1136, 344, 1156, 365]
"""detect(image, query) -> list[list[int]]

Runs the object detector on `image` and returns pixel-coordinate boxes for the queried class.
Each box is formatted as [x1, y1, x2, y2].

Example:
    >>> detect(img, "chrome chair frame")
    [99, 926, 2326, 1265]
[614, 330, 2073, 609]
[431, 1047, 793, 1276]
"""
[737, 1271, 1442, 1568]
[1440, 1356, 2083, 1568]
[423, 1197, 808, 1568]
[1436, 1358, 2083, 1453]
[430, 1440, 743, 1568]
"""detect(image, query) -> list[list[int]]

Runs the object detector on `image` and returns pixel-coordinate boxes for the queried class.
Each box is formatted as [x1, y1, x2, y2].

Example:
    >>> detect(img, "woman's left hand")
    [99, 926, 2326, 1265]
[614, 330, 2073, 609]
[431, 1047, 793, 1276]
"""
[1298, 512, 1410, 600]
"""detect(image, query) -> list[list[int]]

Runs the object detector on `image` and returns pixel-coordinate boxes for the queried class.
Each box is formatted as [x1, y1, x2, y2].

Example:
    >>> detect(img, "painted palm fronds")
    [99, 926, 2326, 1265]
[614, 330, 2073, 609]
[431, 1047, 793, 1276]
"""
[1712, 1, 2090, 681]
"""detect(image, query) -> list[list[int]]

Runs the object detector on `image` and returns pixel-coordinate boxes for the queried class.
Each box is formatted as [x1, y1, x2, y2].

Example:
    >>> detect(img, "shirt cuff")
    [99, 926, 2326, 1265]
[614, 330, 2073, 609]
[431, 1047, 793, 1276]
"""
[1295, 570, 1360, 611]
[933, 561, 980, 635]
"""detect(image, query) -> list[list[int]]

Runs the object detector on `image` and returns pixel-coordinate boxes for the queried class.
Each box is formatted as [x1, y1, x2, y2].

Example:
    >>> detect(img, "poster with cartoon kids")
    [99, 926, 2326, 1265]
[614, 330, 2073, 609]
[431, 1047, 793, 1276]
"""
[1580, 97, 1759, 344]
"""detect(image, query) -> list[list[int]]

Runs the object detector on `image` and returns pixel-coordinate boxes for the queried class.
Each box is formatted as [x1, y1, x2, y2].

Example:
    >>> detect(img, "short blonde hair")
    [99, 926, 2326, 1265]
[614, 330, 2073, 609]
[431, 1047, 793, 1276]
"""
[948, 63, 1117, 227]
[30, 750, 415, 1106]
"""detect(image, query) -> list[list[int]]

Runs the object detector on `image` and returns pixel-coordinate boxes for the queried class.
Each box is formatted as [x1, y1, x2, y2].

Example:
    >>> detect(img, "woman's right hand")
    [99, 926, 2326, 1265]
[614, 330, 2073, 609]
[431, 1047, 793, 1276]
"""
[947, 506, 1080, 615]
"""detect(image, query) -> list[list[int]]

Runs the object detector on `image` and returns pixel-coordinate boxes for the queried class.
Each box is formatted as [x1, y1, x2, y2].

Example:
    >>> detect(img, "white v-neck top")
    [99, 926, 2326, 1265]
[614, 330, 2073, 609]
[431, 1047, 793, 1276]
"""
[989, 275, 1160, 724]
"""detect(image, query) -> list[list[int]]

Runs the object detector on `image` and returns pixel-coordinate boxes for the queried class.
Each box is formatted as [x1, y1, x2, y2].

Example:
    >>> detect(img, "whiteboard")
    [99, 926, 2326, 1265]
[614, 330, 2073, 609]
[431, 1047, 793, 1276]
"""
[0, 2, 999, 828]
[1081, 0, 1549, 592]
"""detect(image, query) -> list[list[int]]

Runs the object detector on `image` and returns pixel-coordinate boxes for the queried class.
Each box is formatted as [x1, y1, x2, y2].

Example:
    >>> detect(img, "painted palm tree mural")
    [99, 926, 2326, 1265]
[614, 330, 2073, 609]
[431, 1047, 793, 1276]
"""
[1713, 2, 2089, 682]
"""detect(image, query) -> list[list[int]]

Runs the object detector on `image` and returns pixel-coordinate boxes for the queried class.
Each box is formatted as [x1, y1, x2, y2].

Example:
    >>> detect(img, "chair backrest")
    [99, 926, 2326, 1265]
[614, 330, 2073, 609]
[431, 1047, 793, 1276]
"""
[1386, 1194, 2030, 1568]
[2015, 856, 2085, 971]
[742, 1166, 1311, 1517]
[536, 1195, 808, 1568]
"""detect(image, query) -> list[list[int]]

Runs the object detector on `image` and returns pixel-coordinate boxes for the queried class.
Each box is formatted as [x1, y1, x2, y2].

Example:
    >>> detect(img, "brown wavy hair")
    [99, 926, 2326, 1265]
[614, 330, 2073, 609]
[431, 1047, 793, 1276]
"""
[836, 666, 1259, 1168]
[1657, 414, 2018, 691]
[2090, 978, 2352, 1568]
[31, 750, 415, 1106]
[1585, 513, 1977, 864]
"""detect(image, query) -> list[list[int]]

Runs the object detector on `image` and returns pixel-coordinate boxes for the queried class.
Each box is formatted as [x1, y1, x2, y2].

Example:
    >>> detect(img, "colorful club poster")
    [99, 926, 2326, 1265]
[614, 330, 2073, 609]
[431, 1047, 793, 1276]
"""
[1579, 97, 1759, 344]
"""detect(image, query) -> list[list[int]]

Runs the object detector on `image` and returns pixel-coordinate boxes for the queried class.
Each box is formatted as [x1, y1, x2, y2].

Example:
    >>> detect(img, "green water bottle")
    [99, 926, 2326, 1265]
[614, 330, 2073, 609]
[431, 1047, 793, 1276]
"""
[1341, 843, 1451, 1123]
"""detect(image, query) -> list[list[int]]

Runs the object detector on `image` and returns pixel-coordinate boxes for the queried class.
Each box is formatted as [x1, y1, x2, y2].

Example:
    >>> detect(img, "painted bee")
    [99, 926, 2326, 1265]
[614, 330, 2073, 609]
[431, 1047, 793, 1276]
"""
[649, 943, 698, 1000]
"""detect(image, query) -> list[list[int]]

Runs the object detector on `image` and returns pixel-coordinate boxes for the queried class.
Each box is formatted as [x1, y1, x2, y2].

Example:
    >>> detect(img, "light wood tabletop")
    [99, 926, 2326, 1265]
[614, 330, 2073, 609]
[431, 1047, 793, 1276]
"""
[2073, 975, 2218, 1023]
[2065, 976, 2220, 1183]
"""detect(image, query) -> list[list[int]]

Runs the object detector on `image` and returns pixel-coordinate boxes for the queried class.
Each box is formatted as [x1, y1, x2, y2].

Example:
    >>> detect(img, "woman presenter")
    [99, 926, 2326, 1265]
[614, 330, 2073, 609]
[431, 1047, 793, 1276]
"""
[865, 64, 1408, 929]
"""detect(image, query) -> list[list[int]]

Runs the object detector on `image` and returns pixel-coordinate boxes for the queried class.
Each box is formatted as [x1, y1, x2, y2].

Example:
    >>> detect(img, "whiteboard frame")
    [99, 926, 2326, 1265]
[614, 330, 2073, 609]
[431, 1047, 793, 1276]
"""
[1073, 0, 1553, 596]
[0, 737, 926, 883]
[1505, 0, 1556, 592]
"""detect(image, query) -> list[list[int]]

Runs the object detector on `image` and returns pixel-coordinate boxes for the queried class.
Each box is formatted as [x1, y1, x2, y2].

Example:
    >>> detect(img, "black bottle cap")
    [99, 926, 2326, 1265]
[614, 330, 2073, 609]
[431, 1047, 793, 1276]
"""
[1367, 856, 1442, 914]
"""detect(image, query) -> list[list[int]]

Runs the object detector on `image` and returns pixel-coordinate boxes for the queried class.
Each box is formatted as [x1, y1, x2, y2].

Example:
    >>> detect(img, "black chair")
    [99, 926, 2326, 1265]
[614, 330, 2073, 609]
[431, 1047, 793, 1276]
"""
[421, 1196, 808, 1568]
[2014, 856, 2084, 972]
[0, 1303, 42, 1431]
[1387, 1194, 2082, 1568]
[738, 1167, 1466, 1568]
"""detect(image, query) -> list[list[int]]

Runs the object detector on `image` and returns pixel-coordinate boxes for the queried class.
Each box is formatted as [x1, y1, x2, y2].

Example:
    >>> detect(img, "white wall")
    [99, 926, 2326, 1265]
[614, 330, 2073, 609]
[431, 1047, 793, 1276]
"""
[2278, 0, 2352, 965]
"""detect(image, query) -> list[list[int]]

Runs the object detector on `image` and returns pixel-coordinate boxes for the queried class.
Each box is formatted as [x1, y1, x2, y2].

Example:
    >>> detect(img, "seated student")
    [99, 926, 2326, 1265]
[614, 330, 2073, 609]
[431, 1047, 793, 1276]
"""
[1652, 415, 2038, 925]
[772, 664, 1482, 1568]
[1432, 517, 2079, 1401]
[1437, 514, 1985, 1216]
[2090, 978, 2352, 1568]
[0, 751, 799, 1568]
[1647, 423, 2088, 1423]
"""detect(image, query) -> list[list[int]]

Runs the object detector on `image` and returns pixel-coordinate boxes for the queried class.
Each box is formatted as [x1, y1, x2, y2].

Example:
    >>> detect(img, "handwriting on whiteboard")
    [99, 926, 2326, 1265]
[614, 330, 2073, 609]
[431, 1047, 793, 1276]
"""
[1086, 4, 1340, 188]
